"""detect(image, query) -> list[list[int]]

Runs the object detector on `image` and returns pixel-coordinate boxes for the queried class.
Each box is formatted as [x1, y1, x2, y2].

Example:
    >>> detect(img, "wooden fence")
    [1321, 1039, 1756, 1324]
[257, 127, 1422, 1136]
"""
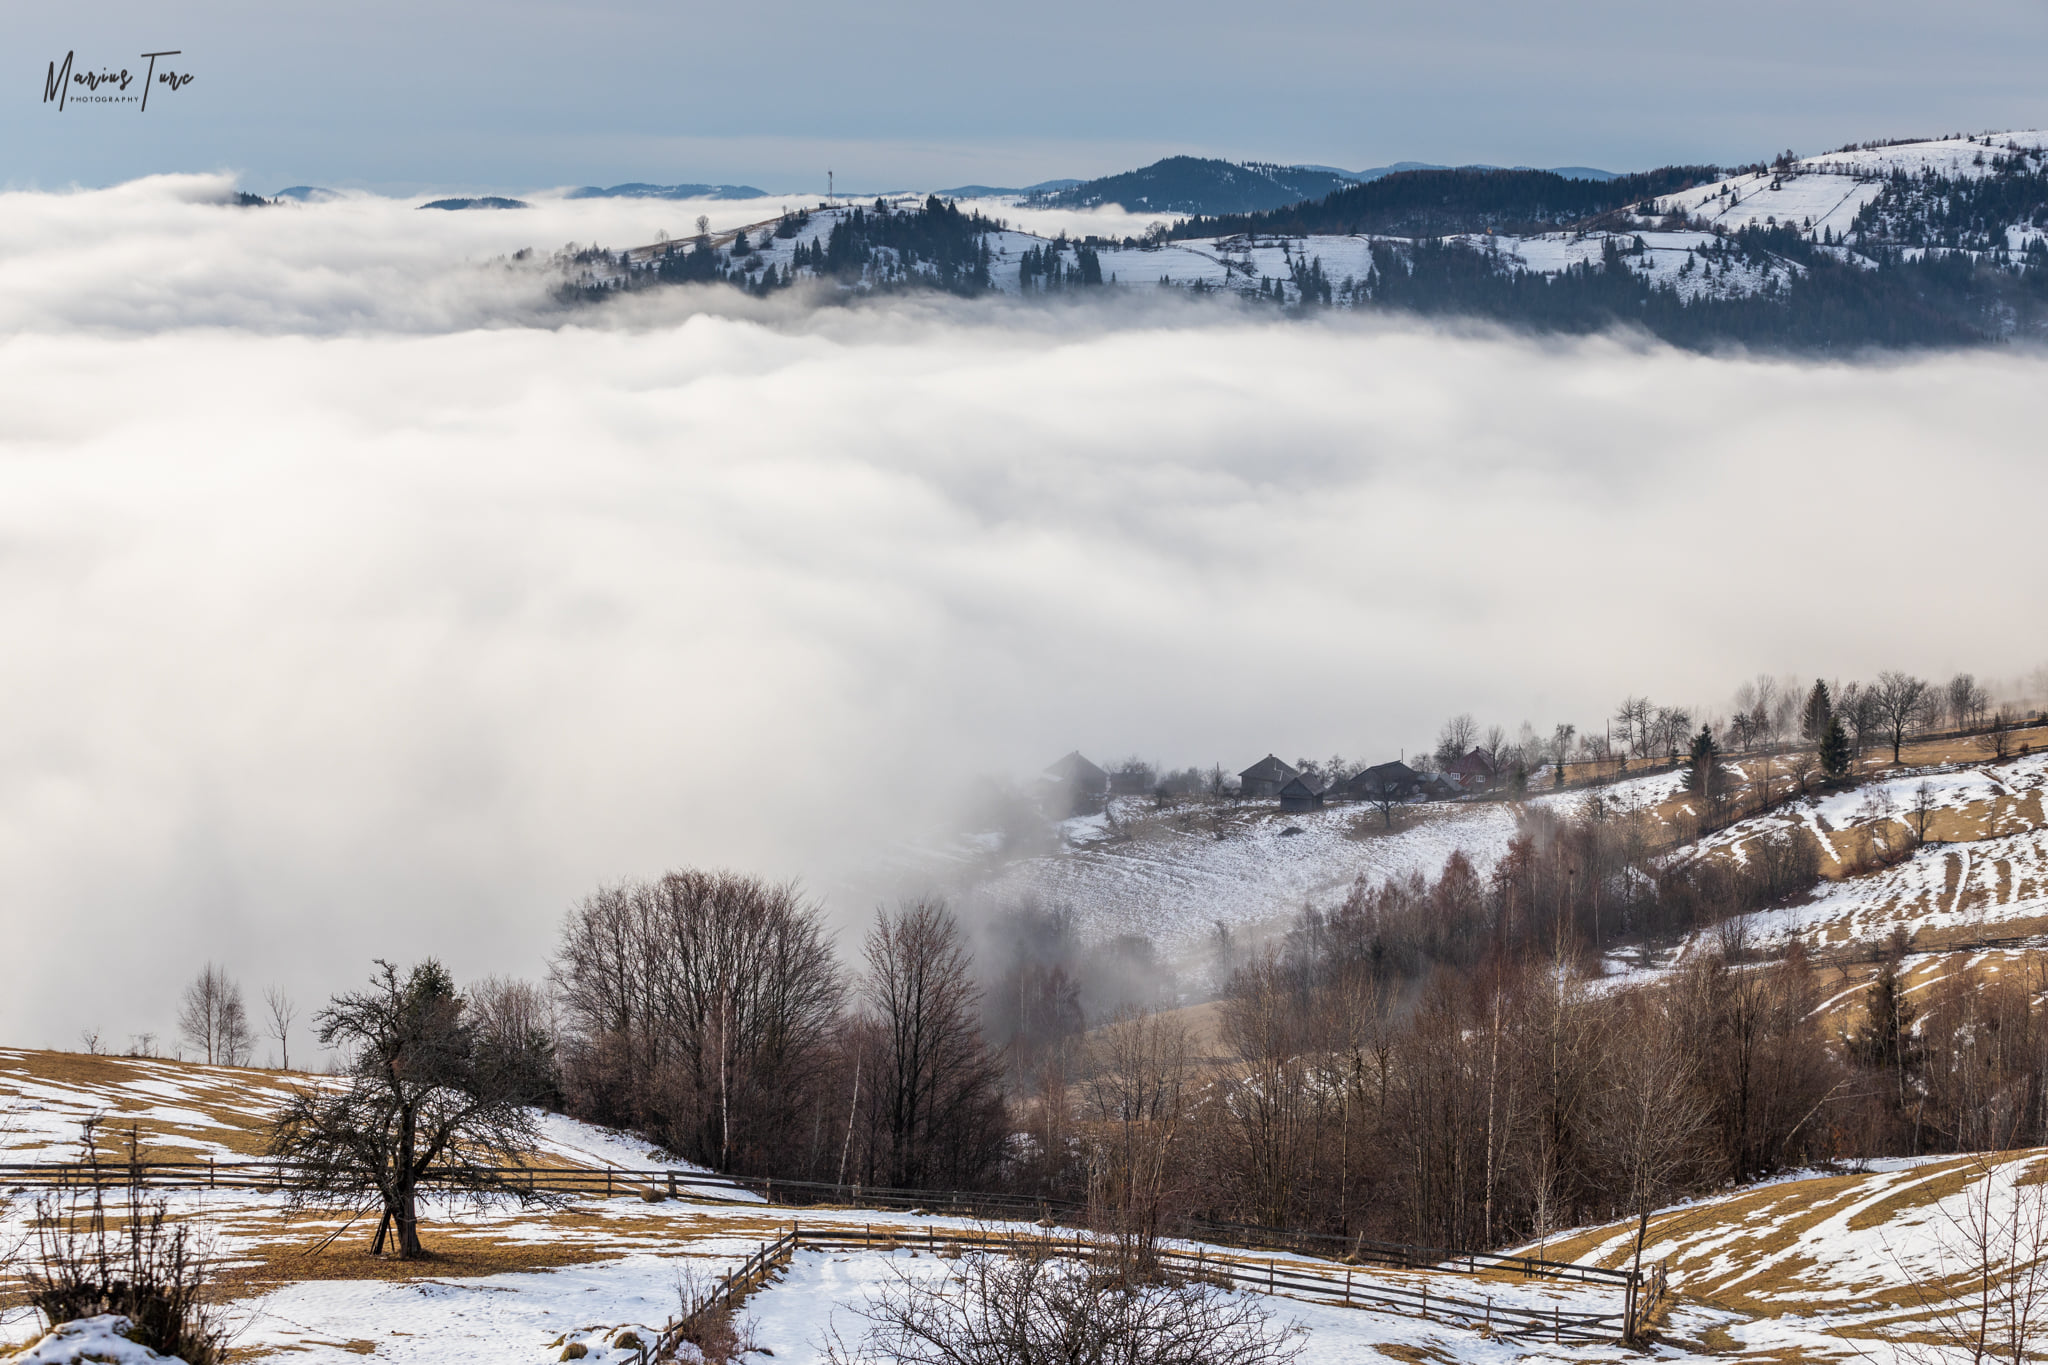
[2, 1160, 1643, 1342]
[657, 1224, 1630, 1350]
[0, 1160, 1629, 1281]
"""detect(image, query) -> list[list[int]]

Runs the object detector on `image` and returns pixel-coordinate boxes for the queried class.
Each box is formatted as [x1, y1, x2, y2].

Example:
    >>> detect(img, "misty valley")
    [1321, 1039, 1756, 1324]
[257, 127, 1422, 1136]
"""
[6, 105, 2048, 1365]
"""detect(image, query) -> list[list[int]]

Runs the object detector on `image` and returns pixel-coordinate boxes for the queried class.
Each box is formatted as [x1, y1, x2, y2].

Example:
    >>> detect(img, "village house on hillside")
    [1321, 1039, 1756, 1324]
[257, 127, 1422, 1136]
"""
[1043, 750, 1109, 817]
[1238, 754, 1300, 799]
[1340, 759, 1424, 803]
[1278, 773, 1326, 812]
[1443, 747, 1499, 792]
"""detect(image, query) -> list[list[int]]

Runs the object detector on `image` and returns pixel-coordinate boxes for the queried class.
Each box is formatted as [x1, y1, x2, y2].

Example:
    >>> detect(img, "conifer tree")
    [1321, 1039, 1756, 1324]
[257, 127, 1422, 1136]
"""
[1801, 679, 1833, 743]
[1849, 933, 1921, 1107]
[1819, 715, 1852, 779]
[1684, 724, 1722, 795]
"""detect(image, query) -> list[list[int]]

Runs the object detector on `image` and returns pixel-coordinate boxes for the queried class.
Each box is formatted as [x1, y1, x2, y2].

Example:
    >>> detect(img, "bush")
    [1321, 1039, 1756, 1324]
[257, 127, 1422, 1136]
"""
[824, 1234, 1302, 1365]
[22, 1176, 227, 1365]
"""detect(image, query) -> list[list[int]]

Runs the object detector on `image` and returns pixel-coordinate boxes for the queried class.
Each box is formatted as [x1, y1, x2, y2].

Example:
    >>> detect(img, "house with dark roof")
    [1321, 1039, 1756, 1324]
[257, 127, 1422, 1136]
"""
[1340, 760, 1423, 804]
[1044, 751, 1110, 817]
[1443, 747, 1500, 792]
[1278, 773, 1327, 812]
[1237, 754, 1300, 799]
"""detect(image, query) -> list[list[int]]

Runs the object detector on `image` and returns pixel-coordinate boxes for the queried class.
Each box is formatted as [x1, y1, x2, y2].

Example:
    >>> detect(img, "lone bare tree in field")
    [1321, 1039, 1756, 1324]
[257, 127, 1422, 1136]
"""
[178, 965, 253, 1066]
[1875, 671, 1933, 764]
[263, 987, 296, 1071]
[269, 959, 557, 1258]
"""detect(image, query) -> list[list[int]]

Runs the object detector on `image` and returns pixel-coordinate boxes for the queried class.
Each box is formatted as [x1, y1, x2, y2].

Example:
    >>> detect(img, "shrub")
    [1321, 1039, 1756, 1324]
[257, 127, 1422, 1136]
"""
[824, 1234, 1302, 1365]
[22, 1176, 227, 1365]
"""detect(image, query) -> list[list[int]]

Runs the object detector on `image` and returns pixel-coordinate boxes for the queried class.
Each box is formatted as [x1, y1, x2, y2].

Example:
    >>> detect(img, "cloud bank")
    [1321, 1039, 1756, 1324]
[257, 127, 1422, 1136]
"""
[1, 175, 2041, 1052]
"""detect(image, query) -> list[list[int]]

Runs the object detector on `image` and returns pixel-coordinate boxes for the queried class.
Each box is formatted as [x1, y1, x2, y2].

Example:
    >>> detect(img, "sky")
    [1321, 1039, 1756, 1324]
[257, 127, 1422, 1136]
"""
[3, 175, 2047, 1054]
[9, 0, 2048, 193]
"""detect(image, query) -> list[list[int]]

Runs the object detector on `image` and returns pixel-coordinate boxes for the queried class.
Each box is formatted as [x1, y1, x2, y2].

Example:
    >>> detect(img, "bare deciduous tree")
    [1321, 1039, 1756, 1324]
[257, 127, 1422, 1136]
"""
[1875, 671, 1934, 764]
[1080, 1009, 1197, 1269]
[1986, 709, 2016, 761]
[269, 959, 558, 1258]
[1433, 713, 1477, 770]
[178, 965, 252, 1067]
[1897, 1153, 2048, 1365]
[860, 898, 1005, 1190]
[1911, 781, 1941, 846]
[1590, 995, 1708, 1289]
[263, 987, 297, 1072]
[550, 871, 844, 1175]
[1945, 674, 1991, 734]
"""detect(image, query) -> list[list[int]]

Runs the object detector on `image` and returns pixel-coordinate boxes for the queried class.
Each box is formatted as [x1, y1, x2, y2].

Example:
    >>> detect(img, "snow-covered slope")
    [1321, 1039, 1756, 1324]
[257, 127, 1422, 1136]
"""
[0, 1049, 718, 1181]
[950, 771, 1684, 952]
[558, 128, 2047, 315]
[1681, 751, 2048, 955]
[1539, 1150, 2048, 1360]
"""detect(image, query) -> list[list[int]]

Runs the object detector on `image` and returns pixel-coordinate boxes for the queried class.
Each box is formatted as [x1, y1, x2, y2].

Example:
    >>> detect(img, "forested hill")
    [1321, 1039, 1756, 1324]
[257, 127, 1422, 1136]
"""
[1035, 158, 1362, 215]
[1171, 165, 1726, 239]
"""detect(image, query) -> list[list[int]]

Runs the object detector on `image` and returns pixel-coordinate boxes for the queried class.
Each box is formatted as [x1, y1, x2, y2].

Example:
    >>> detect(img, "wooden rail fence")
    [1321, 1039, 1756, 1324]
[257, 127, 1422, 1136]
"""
[657, 1224, 1629, 1349]
[2, 1160, 1644, 1343]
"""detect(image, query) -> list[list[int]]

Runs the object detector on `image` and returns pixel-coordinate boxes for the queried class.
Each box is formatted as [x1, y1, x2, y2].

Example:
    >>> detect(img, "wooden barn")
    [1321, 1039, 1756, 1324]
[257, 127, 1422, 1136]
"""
[1278, 773, 1327, 811]
[1341, 760, 1424, 803]
[1238, 754, 1300, 799]
[1044, 751, 1110, 817]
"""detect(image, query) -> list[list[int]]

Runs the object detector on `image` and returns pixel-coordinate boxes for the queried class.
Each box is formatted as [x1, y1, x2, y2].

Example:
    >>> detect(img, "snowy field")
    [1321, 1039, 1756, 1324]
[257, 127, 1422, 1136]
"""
[1680, 752, 2048, 954]
[0, 1183, 1642, 1365]
[5, 1162, 2018, 1364]
[0, 1049, 729, 1200]
[1542, 1149, 2048, 1360]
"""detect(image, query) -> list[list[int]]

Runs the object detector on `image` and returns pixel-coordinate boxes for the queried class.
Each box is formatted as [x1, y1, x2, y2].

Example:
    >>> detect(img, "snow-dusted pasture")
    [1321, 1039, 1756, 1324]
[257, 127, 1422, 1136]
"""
[4, 1049, 2042, 1362]
[1677, 752, 2048, 954]
[1542, 1150, 2048, 1360]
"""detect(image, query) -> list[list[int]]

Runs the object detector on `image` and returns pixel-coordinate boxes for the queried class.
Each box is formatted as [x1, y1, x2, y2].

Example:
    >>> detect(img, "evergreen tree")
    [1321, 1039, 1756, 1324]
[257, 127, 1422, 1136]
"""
[1801, 679, 1834, 742]
[1848, 934, 1921, 1103]
[1684, 724, 1723, 795]
[1819, 715, 1852, 779]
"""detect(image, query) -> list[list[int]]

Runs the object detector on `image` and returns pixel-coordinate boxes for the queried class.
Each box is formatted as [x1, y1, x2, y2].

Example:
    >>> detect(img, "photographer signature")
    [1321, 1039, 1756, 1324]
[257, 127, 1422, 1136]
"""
[43, 50, 192, 111]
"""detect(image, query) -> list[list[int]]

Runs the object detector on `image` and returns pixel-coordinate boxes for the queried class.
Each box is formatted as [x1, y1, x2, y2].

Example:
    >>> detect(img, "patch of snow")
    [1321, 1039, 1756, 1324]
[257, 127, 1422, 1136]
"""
[6, 1316, 184, 1365]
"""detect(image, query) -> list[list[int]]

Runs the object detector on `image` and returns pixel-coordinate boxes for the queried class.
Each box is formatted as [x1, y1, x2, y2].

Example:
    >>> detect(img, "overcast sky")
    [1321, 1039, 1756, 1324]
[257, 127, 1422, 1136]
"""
[11, 0, 2048, 193]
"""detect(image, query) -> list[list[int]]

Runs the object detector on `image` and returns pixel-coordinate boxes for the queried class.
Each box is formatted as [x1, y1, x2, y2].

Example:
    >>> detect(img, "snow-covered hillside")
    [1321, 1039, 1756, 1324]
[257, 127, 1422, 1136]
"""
[561, 129, 2048, 312]
[0, 1049, 716, 1185]
[947, 770, 1685, 953]
[1646, 131, 2048, 256]
[1540, 1150, 2048, 1361]
[1664, 751, 2048, 958]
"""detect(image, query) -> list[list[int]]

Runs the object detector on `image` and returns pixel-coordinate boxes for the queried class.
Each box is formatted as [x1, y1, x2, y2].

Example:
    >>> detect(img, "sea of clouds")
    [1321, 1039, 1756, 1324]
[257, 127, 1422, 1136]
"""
[2, 174, 2042, 1051]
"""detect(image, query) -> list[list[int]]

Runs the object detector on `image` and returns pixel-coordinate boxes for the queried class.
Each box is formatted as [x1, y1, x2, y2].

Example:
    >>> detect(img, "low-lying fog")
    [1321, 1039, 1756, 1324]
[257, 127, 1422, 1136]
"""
[2, 174, 2040, 1050]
